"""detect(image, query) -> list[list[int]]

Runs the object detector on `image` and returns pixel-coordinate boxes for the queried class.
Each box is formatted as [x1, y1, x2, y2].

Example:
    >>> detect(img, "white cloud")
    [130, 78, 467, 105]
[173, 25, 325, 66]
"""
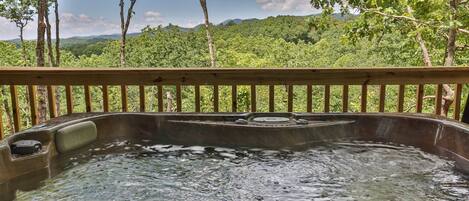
[144, 11, 164, 24]
[256, 0, 313, 12]
[59, 12, 121, 36]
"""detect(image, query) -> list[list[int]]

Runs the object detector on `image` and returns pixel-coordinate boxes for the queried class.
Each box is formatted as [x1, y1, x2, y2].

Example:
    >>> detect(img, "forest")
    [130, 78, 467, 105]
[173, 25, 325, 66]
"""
[0, 0, 468, 135]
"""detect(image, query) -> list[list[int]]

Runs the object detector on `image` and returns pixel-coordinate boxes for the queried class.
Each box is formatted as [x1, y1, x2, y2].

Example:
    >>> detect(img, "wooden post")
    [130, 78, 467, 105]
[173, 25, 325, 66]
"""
[379, 85, 386, 112]
[251, 85, 256, 112]
[28, 85, 38, 125]
[398, 85, 405, 112]
[454, 84, 462, 120]
[324, 85, 330, 113]
[231, 85, 237, 112]
[121, 85, 127, 112]
[213, 85, 219, 112]
[342, 85, 349, 112]
[176, 85, 182, 112]
[416, 84, 424, 113]
[84, 85, 92, 112]
[65, 85, 73, 114]
[47, 85, 58, 118]
[195, 85, 200, 112]
[307, 85, 312, 113]
[288, 85, 293, 112]
[102, 85, 109, 112]
[269, 85, 274, 112]
[10, 85, 20, 132]
[361, 85, 367, 112]
[139, 85, 145, 112]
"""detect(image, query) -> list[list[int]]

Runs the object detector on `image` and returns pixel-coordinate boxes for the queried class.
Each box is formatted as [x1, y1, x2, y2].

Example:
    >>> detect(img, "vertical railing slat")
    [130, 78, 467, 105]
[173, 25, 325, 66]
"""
[65, 85, 73, 114]
[379, 85, 386, 112]
[436, 84, 443, 115]
[288, 85, 293, 112]
[398, 85, 405, 112]
[176, 85, 182, 112]
[139, 85, 145, 112]
[307, 85, 312, 113]
[121, 85, 128, 112]
[213, 85, 219, 112]
[251, 85, 256, 112]
[28, 85, 38, 125]
[157, 85, 163, 112]
[47, 85, 58, 118]
[454, 84, 463, 120]
[195, 85, 201, 112]
[416, 84, 424, 113]
[10, 85, 20, 132]
[231, 85, 237, 112]
[361, 85, 368, 112]
[324, 85, 330, 113]
[84, 85, 92, 113]
[269, 85, 275, 112]
[0, 101, 3, 139]
[102, 85, 109, 112]
[342, 85, 349, 112]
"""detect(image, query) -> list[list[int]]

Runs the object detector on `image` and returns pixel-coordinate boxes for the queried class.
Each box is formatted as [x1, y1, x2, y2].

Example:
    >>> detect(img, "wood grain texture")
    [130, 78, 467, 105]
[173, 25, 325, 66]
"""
[10, 85, 20, 132]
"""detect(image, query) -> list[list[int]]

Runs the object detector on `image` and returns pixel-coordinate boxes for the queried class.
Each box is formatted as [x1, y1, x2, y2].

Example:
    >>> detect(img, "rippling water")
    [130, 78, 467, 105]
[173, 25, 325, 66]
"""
[15, 141, 469, 201]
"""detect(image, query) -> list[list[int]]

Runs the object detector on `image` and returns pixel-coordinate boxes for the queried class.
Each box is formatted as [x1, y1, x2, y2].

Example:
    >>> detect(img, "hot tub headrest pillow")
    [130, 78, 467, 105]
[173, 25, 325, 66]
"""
[55, 121, 97, 153]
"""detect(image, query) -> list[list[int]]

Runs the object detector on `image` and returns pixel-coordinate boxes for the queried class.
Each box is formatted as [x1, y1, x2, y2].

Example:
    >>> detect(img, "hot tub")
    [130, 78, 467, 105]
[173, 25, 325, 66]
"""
[1, 113, 469, 200]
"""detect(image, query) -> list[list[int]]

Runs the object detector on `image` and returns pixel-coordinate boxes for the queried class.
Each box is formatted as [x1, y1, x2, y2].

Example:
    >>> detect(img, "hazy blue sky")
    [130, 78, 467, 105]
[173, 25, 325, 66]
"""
[0, 0, 322, 40]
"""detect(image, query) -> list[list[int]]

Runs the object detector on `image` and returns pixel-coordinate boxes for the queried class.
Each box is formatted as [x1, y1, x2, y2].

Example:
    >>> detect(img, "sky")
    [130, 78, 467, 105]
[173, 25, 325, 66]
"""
[0, 0, 322, 40]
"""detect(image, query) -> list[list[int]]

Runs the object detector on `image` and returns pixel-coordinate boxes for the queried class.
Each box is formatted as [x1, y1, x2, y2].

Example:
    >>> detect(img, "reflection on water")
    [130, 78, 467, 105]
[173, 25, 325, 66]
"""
[10, 140, 469, 201]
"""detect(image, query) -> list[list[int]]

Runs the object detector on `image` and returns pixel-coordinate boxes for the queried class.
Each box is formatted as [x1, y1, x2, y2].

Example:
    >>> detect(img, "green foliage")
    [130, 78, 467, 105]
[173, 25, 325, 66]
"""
[1, 14, 468, 134]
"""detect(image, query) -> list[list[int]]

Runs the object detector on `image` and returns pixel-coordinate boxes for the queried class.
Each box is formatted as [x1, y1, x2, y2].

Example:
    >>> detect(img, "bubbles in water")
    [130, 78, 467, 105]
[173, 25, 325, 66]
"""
[14, 141, 469, 201]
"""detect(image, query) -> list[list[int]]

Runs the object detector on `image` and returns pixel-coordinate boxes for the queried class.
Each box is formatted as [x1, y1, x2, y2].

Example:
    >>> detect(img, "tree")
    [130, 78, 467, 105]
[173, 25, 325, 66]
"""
[199, 0, 216, 67]
[310, 0, 469, 115]
[0, 0, 34, 65]
[54, 0, 59, 66]
[36, 0, 47, 123]
[119, 0, 137, 67]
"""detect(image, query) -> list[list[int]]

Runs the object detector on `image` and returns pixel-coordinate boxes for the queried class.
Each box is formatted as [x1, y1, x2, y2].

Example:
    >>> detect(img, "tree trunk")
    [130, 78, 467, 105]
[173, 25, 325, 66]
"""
[19, 26, 28, 66]
[440, 0, 459, 116]
[36, 0, 48, 123]
[119, 0, 136, 67]
[54, 0, 60, 67]
[407, 6, 454, 116]
[45, 8, 56, 67]
[199, 0, 216, 67]
[54, 0, 61, 115]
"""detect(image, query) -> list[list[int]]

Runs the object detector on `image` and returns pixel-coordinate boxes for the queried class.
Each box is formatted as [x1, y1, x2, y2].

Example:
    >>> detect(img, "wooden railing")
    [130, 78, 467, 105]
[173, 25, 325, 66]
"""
[0, 67, 468, 138]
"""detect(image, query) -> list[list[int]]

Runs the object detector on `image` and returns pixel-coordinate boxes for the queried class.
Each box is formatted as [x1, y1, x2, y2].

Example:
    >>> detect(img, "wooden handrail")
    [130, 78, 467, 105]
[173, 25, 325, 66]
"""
[0, 67, 468, 139]
[1, 67, 469, 85]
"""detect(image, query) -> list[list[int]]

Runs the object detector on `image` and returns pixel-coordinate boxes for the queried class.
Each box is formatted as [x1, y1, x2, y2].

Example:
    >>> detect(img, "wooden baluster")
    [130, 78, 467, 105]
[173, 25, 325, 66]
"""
[28, 85, 38, 125]
[176, 85, 182, 112]
[416, 84, 424, 113]
[139, 85, 145, 112]
[121, 85, 127, 112]
[436, 84, 443, 115]
[398, 85, 405, 112]
[307, 85, 313, 113]
[195, 85, 200, 112]
[232, 85, 237, 112]
[342, 85, 349, 112]
[65, 85, 73, 114]
[213, 85, 219, 112]
[102, 85, 109, 112]
[157, 85, 163, 112]
[379, 85, 386, 112]
[251, 85, 256, 112]
[10, 85, 20, 132]
[0, 102, 3, 139]
[84, 85, 92, 112]
[269, 85, 275, 112]
[324, 85, 330, 113]
[288, 85, 293, 112]
[361, 85, 368, 113]
[47, 85, 58, 118]
[454, 84, 462, 120]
